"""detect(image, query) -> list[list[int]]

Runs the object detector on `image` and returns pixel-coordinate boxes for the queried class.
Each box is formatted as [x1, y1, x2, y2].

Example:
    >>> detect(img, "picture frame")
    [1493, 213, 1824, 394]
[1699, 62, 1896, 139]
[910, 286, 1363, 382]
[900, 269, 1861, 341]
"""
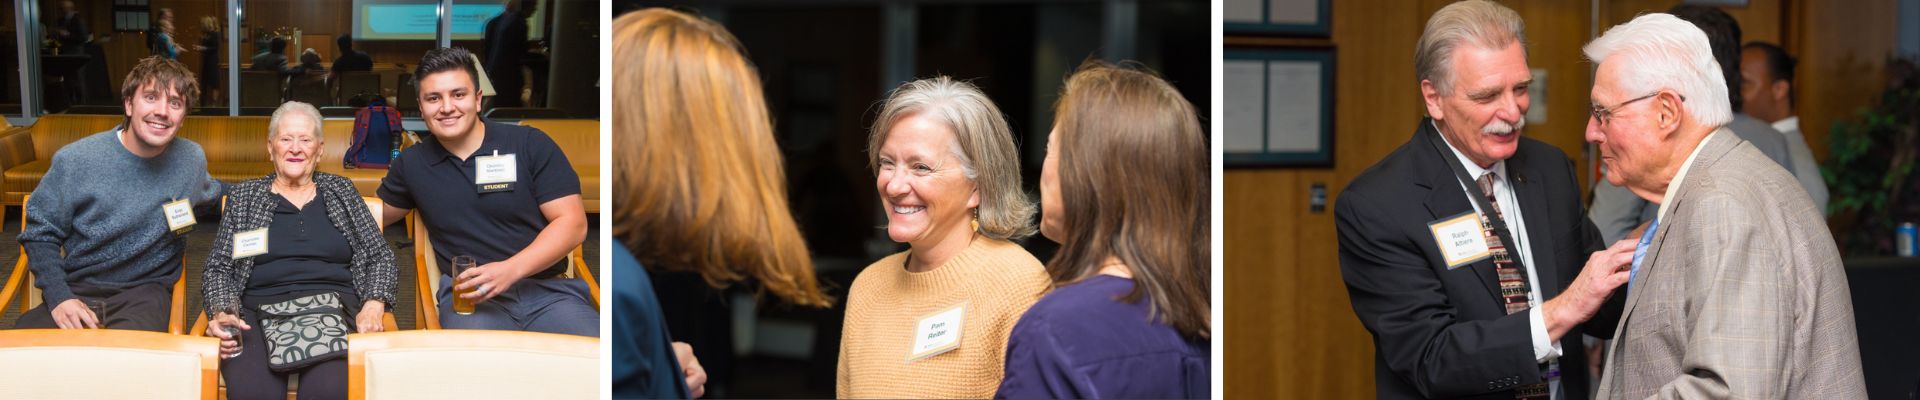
[1223, 0, 1331, 37]
[1224, 46, 1335, 168]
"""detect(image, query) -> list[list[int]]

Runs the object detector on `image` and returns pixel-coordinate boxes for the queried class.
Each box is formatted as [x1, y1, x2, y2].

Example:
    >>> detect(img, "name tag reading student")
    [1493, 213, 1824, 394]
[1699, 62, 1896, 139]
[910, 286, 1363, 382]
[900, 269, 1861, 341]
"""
[475, 150, 517, 193]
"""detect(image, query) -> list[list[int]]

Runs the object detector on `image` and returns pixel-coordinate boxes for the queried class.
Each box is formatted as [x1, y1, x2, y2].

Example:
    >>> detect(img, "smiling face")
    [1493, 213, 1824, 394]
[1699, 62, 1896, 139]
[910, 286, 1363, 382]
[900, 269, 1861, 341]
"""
[875, 112, 980, 248]
[418, 68, 482, 139]
[122, 80, 187, 153]
[269, 114, 322, 183]
[1422, 41, 1532, 168]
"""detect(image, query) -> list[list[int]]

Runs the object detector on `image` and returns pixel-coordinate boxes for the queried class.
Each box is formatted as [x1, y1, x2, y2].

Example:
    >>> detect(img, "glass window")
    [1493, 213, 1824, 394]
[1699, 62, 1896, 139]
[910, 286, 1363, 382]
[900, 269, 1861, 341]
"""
[235, 0, 436, 117]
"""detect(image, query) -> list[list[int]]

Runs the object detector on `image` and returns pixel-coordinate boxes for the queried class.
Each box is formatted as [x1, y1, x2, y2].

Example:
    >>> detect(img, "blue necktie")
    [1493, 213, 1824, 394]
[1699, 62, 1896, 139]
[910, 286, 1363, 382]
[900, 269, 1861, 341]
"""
[1629, 217, 1660, 292]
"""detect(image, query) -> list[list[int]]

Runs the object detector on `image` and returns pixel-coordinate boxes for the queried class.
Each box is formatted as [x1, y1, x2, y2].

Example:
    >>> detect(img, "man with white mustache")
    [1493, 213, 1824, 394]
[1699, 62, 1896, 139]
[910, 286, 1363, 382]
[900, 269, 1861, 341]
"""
[12, 56, 222, 331]
[1334, 1, 1636, 399]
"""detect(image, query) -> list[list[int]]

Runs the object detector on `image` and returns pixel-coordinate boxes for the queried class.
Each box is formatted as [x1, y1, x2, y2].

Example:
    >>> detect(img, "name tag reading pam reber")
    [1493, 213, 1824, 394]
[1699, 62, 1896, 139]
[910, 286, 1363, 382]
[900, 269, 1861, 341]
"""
[1428, 211, 1491, 270]
[163, 198, 196, 233]
[475, 151, 517, 193]
[907, 303, 967, 362]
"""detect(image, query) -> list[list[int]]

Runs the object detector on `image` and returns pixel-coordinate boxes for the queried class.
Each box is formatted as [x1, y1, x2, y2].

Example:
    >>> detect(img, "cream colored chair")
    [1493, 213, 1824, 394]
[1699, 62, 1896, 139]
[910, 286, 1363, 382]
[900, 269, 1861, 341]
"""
[0, 329, 219, 400]
[347, 330, 598, 400]
[0, 195, 191, 334]
[411, 215, 598, 330]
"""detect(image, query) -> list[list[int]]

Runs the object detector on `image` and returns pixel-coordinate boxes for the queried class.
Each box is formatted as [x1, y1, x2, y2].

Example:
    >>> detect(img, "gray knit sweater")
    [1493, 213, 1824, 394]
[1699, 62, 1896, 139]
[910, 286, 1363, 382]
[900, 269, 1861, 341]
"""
[201, 172, 398, 315]
[18, 128, 223, 307]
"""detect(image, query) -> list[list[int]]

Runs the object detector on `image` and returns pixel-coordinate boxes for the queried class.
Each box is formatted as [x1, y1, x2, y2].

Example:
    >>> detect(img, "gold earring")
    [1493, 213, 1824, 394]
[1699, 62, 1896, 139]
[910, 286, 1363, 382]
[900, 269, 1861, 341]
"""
[970, 217, 980, 232]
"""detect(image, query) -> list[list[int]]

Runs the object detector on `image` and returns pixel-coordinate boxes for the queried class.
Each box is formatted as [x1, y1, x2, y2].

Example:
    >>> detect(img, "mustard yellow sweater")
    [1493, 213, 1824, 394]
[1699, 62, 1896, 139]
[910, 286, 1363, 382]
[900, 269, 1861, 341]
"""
[837, 237, 1049, 399]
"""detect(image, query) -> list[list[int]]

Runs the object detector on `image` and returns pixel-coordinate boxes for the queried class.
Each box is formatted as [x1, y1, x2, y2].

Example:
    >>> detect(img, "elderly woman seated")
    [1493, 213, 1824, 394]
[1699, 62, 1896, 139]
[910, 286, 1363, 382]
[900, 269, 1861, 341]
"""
[202, 101, 397, 400]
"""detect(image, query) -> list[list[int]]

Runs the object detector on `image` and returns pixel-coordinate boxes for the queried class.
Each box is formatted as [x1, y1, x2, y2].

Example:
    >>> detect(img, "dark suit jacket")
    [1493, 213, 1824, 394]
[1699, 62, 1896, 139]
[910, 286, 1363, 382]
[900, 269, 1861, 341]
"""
[1336, 118, 1624, 399]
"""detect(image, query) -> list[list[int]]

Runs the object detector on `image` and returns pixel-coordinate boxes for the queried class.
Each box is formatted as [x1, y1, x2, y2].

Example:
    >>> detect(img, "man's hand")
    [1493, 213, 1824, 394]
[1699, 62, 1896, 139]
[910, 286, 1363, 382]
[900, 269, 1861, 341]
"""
[1542, 240, 1636, 339]
[674, 341, 707, 398]
[355, 300, 387, 333]
[455, 261, 531, 304]
[50, 299, 99, 329]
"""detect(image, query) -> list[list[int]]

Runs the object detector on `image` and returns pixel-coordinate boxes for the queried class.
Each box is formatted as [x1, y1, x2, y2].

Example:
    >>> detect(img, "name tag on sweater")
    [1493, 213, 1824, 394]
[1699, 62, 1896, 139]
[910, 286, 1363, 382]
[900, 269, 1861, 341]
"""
[908, 303, 967, 362]
[233, 228, 268, 258]
[163, 198, 196, 234]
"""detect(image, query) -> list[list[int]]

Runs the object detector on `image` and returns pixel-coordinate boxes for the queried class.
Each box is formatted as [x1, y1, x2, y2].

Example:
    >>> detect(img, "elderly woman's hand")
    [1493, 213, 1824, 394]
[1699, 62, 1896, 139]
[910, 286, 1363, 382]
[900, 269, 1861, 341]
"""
[208, 312, 251, 359]
[355, 300, 386, 333]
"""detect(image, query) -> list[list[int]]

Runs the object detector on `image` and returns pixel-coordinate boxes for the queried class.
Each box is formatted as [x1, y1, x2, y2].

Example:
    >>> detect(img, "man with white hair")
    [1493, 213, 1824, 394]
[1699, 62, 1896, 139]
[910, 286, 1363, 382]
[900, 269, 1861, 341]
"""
[1337, 1, 1635, 398]
[1584, 13, 1865, 399]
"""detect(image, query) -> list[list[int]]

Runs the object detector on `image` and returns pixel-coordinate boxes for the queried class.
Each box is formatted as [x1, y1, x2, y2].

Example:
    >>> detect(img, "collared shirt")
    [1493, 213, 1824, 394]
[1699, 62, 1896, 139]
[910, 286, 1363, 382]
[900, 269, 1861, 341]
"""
[1435, 122, 1562, 399]
[1658, 130, 1725, 221]
[377, 120, 581, 278]
[1771, 116, 1799, 135]
[1770, 116, 1829, 211]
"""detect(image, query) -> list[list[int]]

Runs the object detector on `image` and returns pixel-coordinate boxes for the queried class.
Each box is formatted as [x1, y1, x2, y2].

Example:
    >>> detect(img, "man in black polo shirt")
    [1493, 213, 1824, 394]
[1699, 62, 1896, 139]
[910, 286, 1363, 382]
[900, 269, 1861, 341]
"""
[377, 47, 594, 336]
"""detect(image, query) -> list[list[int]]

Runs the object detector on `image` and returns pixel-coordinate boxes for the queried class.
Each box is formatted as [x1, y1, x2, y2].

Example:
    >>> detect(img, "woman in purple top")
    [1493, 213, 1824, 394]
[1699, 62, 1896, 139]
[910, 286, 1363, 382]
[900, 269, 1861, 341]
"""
[997, 60, 1211, 399]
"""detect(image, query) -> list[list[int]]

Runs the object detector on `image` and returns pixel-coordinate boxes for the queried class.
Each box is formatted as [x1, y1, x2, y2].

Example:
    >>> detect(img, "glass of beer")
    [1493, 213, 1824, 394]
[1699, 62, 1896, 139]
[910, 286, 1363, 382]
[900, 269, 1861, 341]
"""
[452, 255, 477, 315]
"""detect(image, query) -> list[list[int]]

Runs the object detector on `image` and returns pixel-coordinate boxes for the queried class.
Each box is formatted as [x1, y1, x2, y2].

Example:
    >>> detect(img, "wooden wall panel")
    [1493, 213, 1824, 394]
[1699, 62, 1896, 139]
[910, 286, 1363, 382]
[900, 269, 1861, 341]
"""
[1790, 0, 1898, 166]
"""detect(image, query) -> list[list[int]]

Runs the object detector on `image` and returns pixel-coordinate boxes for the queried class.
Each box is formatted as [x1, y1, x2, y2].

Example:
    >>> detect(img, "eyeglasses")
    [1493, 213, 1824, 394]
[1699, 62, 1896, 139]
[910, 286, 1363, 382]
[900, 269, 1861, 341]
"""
[1590, 92, 1686, 127]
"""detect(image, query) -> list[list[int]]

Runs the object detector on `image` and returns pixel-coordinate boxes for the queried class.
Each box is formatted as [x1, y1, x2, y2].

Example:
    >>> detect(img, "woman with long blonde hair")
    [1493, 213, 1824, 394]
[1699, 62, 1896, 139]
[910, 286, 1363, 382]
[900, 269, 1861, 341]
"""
[610, 8, 831, 398]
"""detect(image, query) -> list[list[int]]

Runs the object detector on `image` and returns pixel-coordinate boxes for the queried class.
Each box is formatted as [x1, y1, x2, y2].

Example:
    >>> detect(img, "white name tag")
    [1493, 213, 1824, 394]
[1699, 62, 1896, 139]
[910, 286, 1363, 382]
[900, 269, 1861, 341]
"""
[163, 198, 196, 233]
[1428, 211, 1491, 270]
[475, 153, 517, 184]
[233, 228, 269, 258]
[907, 303, 967, 362]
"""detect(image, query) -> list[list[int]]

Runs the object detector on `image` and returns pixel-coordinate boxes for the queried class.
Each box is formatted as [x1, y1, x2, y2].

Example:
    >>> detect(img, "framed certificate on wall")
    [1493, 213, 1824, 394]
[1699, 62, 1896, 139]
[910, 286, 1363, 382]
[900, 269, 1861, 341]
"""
[1223, 0, 1331, 36]
[1224, 47, 1334, 168]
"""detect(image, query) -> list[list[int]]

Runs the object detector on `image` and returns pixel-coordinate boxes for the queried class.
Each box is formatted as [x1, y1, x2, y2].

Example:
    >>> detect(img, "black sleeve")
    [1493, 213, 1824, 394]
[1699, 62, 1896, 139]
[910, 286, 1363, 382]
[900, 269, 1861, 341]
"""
[376, 149, 417, 210]
[523, 128, 581, 205]
[1566, 157, 1627, 339]
[1336, 189, 1542, 398]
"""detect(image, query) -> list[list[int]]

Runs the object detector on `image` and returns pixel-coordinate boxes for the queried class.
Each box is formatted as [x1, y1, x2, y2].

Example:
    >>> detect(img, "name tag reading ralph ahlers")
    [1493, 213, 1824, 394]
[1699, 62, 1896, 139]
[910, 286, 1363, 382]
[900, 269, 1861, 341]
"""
[907, 302, 967, 362]
[1428, 211, 1491, 270]
[233, 228, 269, 258]
[475, 150, 517, 193]
[163, 198, 196, 234]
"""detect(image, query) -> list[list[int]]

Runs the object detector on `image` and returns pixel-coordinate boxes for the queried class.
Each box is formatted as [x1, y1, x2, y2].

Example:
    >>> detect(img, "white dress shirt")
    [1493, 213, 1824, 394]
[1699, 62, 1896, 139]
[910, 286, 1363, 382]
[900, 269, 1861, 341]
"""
[1436, 123, 1563, 399]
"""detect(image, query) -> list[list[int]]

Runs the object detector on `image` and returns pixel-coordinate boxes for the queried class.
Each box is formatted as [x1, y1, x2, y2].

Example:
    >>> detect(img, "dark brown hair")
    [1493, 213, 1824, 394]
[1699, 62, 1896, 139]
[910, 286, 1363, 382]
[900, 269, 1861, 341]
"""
[1049, 59, 1210, 339]
[120, 55, 200, 109]
[413, 47, 480, 91]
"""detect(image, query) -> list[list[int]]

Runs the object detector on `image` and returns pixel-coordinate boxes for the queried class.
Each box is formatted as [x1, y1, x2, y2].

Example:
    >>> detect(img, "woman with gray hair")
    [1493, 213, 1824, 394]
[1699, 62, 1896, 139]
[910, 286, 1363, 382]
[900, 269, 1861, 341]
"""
[203, 101, 397, 400]
[837, 76, 1048, 398]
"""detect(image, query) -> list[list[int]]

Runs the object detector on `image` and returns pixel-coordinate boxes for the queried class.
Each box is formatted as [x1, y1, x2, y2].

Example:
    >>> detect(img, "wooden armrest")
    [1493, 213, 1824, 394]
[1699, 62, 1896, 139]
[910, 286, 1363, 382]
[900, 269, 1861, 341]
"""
[412, 216, 440, 330]
[189, 311, 209, 337]
[0, 251, 28, 315]
[169, 258, 187, 335]
[192, 311, 401, 337]
[572, 246, 598, 308]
